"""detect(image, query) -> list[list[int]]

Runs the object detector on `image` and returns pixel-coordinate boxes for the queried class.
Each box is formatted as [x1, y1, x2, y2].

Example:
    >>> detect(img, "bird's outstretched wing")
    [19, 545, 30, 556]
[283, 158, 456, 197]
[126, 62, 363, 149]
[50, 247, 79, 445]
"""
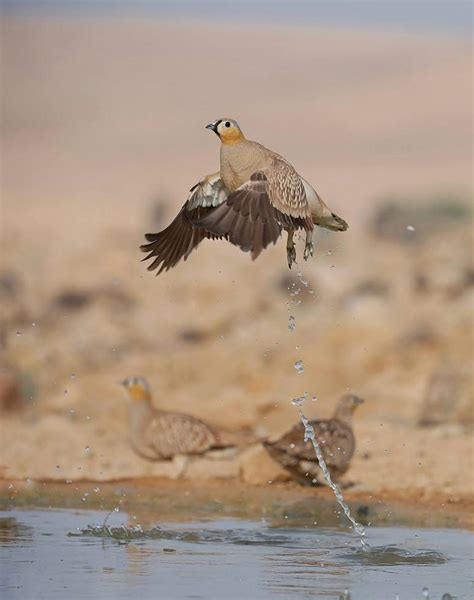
[140, 173, 229, 274]
[195, 161, 313, 260]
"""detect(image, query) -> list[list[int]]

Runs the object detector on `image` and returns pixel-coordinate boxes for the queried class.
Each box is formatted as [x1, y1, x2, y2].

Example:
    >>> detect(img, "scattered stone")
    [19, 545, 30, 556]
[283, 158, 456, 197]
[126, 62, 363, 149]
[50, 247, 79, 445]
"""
[370, 197, 470, 242]
[418, 360, 473, 427]
[0, 370, 24, 412]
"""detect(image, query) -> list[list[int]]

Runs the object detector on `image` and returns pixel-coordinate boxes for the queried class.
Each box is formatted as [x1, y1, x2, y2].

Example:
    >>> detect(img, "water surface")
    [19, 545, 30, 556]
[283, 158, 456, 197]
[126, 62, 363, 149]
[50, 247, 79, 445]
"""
[1, 509, 472, 599]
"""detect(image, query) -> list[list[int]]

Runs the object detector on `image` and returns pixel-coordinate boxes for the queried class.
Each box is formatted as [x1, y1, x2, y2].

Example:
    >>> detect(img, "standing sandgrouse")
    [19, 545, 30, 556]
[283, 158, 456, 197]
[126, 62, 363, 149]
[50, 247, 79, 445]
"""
[121, 376, 228, 460]
[141, 118, 348, 273]
[263, 394, 364, 485]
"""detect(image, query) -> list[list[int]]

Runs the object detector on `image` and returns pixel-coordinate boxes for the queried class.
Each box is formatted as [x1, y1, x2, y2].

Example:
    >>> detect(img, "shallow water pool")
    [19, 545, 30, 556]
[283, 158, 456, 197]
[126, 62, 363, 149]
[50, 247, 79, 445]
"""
[0, 509, 472, 599]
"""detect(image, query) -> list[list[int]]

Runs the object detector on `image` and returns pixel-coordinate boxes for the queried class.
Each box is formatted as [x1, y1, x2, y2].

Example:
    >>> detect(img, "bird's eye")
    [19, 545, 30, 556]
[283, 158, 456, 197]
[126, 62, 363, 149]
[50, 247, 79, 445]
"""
[225, 121, 231, 127]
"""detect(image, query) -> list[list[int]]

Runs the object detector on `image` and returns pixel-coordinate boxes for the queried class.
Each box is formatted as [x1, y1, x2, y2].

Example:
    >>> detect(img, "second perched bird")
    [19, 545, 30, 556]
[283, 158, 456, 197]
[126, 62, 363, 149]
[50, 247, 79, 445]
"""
[263, 394, 364, 485]
[141, 118, 348, 273]
[121, 376, 227, 460]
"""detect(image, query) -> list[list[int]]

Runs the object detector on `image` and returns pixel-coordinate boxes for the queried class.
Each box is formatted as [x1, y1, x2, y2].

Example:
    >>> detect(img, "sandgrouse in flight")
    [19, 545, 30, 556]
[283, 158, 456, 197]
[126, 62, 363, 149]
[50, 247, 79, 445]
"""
[141, 118, 348, 273]
[264, 394, 364, 485]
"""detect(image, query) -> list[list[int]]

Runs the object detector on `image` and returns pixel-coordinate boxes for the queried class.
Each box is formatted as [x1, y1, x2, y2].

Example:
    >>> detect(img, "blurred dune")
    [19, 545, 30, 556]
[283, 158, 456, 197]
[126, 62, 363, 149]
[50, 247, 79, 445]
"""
[0, 17, 472, 506]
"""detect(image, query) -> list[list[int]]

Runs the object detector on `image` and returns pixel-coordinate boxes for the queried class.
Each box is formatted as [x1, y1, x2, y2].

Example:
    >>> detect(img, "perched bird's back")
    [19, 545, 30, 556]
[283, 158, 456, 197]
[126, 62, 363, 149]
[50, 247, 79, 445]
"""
[121, 376, 226, 460]
[264, 394, 363, 485]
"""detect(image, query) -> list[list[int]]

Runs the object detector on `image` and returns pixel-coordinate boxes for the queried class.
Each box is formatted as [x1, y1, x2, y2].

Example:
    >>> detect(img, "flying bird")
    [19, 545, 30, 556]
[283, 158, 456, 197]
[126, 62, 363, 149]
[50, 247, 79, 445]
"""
[141, 118, 348, 273]
[120, 376, 231, 460]
[263, 394, 364, 485]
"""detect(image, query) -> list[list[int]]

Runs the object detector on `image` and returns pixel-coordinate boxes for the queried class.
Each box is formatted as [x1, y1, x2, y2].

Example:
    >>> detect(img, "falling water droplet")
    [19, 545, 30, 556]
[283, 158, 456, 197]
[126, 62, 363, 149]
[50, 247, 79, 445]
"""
[299, 410, 369, 550]
[297, 272, 308, 287]
[291, 392, 308, 407]
[294, 360, 304, 374]
[288, 315, 296, 332]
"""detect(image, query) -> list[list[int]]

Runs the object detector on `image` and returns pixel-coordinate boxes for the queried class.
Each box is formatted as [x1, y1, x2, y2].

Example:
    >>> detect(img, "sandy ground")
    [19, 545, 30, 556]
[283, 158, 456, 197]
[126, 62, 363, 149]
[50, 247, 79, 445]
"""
[0, 18, 473, 518]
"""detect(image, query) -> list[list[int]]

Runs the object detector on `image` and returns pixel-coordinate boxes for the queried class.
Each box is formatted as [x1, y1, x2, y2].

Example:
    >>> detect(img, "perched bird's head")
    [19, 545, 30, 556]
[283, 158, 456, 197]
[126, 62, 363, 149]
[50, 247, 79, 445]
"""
[121, 376, 152, 402]
[206, 118, 245, 144]
[334, 394, 364, 423]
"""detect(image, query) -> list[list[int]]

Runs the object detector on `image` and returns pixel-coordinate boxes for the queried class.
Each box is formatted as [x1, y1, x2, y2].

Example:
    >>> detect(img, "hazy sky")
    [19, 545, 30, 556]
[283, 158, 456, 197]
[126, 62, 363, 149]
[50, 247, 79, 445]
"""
[4, 0, 473, 36]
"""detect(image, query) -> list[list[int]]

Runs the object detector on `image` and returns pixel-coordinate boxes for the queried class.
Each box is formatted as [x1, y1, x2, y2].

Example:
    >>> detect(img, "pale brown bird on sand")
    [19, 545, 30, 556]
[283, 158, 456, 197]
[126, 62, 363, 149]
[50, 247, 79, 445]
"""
[141, 118, 348, 273]
[121, 376, 230, 460]
[263, 394, 364, 485]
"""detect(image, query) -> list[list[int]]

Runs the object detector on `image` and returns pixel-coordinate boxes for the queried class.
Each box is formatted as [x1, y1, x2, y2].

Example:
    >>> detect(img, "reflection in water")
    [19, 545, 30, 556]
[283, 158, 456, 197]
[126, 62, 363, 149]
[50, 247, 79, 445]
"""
[0, 510, 470, 600]
[0, 517, 33, 546]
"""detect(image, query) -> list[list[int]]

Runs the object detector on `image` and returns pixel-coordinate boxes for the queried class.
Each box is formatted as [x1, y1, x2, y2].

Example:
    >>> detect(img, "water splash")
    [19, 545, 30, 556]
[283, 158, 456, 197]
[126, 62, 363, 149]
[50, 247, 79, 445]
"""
[288, 315, 296, 332]
[291, 392, 308, 407]
[294, 360, 304, 374]
[298, 409, 369, 551]
[296, 272, 309, 287]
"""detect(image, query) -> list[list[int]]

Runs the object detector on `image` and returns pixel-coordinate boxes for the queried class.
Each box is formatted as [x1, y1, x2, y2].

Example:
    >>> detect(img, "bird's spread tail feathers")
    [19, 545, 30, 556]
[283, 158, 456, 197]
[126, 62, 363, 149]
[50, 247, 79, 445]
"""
[325, 212, 349, 232]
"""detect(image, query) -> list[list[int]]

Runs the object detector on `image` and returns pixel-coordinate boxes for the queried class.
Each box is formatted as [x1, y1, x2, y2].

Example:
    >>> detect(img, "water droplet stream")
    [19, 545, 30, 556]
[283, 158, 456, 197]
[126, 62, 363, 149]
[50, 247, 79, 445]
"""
[298, 408, 369, 551]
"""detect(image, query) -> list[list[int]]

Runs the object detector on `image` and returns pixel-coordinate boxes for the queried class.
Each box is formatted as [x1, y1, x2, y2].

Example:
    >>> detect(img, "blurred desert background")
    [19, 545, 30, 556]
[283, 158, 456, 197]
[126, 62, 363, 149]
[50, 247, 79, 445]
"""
[0, 5, 473, 521]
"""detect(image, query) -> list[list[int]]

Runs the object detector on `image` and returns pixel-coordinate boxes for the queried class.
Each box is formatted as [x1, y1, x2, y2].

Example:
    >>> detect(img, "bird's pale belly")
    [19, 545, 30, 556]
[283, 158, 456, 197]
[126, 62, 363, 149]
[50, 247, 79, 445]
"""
[220, 164, 251, 193]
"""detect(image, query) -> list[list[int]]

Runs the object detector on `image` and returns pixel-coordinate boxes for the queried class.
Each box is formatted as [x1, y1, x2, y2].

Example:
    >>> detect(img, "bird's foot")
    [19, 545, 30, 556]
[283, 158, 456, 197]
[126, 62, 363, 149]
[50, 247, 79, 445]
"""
[303, 241, 314, 261]
[287, 245, 297, 269]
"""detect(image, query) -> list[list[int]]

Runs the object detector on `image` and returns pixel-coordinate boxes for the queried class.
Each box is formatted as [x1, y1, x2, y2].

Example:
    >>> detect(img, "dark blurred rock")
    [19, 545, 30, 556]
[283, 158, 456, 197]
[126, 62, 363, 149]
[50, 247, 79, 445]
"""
[396, 325, 438, 350]
[413, 263, 474, 299]
[0, 272, 21, 298]
[52, 290, 90, 311]
[370, 197, 470, 242]
[418, 360, 473, 427]
[50, 285, 133, 313]
[0, 369, 24, 413]
[179, 327, 207, 344]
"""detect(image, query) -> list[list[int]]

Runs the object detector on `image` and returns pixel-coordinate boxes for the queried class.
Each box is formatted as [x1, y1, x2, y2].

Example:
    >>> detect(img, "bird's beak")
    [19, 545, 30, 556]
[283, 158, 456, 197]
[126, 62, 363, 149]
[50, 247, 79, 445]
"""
[205, 120, 219, 132]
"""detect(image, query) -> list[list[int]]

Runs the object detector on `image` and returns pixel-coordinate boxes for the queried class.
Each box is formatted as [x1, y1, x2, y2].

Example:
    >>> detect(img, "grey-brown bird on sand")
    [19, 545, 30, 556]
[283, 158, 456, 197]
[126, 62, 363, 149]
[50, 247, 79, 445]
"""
[263, 394, 364, 485]
[141, 118, 348, 273]
[121, 376, 228, 460]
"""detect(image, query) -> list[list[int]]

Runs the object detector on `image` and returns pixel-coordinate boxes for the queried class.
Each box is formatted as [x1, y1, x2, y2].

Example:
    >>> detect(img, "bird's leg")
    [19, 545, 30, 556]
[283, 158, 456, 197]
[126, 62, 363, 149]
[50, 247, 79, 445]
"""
[286, 228, 296, 269]
[304, 229, 314, 261]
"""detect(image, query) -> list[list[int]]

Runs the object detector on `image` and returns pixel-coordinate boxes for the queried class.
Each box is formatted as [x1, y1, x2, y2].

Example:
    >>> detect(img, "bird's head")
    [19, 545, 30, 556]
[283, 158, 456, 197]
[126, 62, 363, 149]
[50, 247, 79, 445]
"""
[120, 376, 152, 402]
[206, 118, 245, 144]
[334, 394, 364, 423]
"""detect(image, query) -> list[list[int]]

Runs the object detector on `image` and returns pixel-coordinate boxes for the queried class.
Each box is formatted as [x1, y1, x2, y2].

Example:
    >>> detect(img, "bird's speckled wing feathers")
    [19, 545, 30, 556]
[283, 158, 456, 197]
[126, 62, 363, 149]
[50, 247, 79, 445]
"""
[144, 412, 220, 459]
[265, 418, 355, 471]
[264, 155, 310, 220]
[194, 164, 313, 260]
[140, 173, 229, 274]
